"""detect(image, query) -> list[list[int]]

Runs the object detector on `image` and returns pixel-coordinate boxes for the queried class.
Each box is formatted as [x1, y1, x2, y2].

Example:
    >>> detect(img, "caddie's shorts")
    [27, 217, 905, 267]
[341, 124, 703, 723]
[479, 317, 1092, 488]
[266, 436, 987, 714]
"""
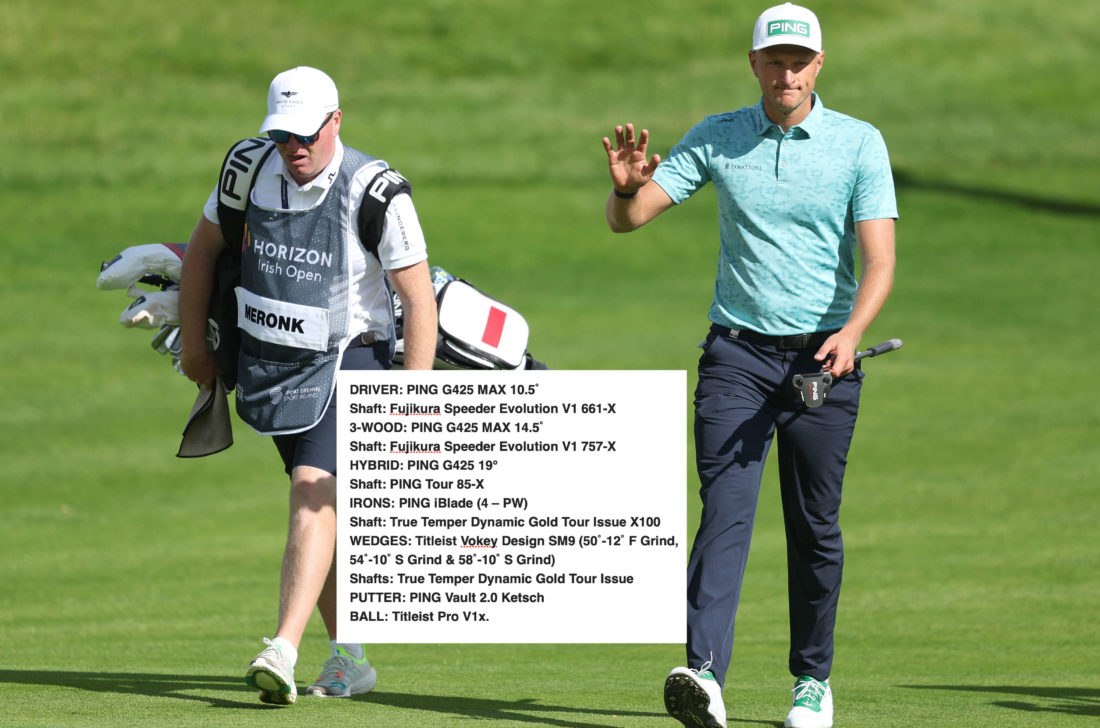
[273, 336, 392, 477]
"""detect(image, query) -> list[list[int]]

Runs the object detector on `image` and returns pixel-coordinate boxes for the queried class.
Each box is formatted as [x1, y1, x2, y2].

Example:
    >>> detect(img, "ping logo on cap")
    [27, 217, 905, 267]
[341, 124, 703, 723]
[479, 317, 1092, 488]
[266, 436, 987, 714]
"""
[767, 20, 811, 38]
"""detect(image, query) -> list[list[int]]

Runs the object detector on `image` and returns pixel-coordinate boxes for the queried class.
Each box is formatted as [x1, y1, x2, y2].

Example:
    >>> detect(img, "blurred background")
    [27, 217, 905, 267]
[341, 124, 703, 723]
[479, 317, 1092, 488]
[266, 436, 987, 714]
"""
[1, 1, 1097, 725]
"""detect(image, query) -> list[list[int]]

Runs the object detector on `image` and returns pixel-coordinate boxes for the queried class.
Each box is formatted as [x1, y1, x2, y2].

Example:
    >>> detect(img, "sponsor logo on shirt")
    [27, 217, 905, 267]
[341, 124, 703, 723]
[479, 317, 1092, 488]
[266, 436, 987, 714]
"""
[726, 163, 765, 172]
[269, 385, 323, 405]
[251, 241, 334, 268]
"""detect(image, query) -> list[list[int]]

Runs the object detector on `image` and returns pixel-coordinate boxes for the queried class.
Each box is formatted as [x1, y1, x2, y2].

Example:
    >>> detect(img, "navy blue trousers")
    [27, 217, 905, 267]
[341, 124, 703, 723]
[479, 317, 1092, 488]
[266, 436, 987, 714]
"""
[686, 326, 862, 686]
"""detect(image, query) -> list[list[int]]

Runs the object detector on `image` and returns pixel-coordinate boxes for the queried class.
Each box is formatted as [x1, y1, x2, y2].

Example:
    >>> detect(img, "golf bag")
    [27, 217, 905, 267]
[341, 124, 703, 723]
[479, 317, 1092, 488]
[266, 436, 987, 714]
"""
[396, 266, 548, 371]
[98, 246, 549, 375]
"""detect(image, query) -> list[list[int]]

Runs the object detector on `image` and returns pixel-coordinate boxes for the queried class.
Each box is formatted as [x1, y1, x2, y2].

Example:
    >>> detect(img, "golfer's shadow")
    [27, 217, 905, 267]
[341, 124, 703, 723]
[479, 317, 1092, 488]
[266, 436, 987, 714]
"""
[901, 685, 1100, 718]
[0, 670, 267, 710]
[361, 692, 782, 727]
[357, 691, 677, 726]
[0, 670, 676, 725]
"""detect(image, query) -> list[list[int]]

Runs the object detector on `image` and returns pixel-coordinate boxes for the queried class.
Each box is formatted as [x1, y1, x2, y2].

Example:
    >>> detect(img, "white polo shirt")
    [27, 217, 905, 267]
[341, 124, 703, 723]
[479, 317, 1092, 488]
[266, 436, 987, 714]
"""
[202, 138, 428, 339]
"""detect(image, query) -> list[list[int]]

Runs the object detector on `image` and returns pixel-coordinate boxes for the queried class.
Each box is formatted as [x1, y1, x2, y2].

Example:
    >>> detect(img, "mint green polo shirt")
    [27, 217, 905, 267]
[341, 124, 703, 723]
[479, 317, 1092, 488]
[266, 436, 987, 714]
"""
[652, 94, 897, 335]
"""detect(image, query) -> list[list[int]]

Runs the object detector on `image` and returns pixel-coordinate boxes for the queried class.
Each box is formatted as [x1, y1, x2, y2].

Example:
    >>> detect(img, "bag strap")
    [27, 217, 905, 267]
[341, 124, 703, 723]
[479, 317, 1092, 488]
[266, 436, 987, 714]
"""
[215, 137, 278, 260]
[356, 167, 412, 262]
[209, 138, 276, 390]
[216, 140, 410, 264]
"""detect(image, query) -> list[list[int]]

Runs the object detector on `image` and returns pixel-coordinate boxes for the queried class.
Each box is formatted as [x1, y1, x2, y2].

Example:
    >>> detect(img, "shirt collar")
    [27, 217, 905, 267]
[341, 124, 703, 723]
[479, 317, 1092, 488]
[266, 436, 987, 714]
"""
[753, 93, 824, 138]
[275, 137, 345, 191]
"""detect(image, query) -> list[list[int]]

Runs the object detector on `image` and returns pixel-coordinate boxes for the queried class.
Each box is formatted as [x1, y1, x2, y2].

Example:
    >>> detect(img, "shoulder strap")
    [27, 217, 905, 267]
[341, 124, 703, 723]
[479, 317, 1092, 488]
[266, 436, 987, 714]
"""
[216, 137, 278, 259]
[357, 167, 412, 262]
[208, 138, 275, 391]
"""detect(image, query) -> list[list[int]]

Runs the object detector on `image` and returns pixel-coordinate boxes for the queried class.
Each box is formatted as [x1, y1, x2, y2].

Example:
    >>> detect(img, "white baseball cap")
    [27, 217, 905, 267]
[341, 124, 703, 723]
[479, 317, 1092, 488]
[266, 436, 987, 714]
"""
[258, 66, 340, 136]
[752, 3, 822, 53]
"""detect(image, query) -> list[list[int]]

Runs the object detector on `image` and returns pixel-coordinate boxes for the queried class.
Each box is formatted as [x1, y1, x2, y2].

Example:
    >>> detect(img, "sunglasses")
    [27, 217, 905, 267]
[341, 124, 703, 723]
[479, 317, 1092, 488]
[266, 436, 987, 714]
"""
[267, 112, 335, 145]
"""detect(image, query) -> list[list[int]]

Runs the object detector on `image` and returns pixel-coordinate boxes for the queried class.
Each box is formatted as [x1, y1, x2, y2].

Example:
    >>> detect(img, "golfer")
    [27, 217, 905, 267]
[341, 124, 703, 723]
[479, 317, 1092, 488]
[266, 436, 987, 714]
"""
[179, 66, 437, 705]
[602, 4, 897, 727]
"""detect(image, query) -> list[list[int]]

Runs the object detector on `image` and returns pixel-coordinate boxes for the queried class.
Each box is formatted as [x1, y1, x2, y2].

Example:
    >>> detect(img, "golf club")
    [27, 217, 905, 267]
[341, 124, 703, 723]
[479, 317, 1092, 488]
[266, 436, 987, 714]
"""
[793, 338, 903, 408]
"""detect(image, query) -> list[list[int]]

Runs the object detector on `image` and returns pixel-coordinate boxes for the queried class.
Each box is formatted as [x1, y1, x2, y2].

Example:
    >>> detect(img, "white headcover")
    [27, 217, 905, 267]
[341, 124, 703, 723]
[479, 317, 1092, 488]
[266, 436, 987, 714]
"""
[119, 285, 180, 329]
[97, 243, 186, 290]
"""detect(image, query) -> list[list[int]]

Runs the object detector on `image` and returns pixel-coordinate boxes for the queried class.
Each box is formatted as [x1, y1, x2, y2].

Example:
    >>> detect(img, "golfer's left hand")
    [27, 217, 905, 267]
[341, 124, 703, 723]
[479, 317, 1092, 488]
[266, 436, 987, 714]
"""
[815, 330, 860, 378]
[603, 123, 661, 194]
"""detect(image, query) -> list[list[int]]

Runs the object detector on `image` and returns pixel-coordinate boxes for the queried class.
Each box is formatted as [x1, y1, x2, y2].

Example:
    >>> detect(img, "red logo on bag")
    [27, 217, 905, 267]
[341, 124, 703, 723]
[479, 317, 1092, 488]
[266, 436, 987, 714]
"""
[482, 307, 507, 348]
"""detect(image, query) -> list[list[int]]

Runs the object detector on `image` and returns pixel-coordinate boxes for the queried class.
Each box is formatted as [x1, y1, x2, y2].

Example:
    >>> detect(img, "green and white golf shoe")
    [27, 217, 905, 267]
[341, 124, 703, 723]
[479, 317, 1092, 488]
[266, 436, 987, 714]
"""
[664, 665, 726, 728]
[784, 675, 833, 728]
[245, 637, 297, 705]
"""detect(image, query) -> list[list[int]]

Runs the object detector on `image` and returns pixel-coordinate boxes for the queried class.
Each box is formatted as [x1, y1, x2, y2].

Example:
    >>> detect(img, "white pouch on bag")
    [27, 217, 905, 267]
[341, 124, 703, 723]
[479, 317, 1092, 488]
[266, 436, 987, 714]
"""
[435, 280, 530, 370]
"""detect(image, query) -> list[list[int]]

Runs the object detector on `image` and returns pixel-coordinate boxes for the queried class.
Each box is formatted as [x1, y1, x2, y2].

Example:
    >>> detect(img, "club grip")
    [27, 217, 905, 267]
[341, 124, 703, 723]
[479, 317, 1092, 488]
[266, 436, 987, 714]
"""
[856, 338, 903, 360]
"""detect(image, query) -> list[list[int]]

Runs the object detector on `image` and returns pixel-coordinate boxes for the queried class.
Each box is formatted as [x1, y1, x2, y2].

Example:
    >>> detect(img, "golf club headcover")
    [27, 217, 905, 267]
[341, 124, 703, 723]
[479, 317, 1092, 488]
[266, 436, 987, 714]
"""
[98, 243, 186, 290]
[119, 284, 180, 329]
[792, 371, 833, 408]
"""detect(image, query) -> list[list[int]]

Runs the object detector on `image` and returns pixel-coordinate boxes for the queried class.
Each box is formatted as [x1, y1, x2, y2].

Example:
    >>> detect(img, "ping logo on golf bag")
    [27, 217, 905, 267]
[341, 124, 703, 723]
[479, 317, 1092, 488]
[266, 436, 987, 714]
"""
[368, 169, 409, 204]
[220, 138, 270, 203]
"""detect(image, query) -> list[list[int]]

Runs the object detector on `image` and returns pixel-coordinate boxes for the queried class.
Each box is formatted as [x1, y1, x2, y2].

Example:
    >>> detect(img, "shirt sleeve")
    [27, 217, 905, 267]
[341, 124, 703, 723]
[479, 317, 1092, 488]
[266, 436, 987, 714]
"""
[377, 193, 428, 270]
[201, 186, 220, 225]
[852, 128, 898, 221]
[651, 119, 712, 204]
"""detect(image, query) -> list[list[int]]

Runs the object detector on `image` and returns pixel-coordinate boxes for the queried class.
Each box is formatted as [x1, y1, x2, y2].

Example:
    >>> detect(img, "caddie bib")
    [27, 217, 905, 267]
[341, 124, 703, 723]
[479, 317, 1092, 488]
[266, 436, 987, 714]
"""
[234, 147, 387, 435]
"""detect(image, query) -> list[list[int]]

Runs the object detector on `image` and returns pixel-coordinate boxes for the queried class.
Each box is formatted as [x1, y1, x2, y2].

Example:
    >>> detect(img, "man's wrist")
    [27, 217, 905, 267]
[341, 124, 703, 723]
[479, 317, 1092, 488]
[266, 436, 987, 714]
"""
[613, 187, 639, 199]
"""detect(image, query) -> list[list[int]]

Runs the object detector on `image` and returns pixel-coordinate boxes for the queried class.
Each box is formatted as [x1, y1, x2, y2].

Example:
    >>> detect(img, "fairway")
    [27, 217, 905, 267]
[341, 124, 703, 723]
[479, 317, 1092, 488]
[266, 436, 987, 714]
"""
[2, 1, 1098, 727]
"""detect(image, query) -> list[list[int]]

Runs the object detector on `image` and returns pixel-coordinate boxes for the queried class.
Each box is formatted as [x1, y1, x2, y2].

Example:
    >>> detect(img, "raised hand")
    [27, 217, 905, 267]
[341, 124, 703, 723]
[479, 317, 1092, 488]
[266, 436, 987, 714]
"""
[602, 123, 661, 194]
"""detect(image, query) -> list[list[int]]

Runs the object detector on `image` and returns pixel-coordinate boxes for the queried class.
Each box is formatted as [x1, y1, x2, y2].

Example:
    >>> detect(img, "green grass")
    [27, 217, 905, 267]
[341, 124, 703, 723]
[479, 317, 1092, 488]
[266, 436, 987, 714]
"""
[2, 0, 1098, 726]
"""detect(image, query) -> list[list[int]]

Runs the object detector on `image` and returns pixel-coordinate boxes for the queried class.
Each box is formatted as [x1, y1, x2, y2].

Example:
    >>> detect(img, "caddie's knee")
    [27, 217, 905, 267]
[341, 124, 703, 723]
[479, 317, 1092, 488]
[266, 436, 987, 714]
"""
[289, 465, 337, 513]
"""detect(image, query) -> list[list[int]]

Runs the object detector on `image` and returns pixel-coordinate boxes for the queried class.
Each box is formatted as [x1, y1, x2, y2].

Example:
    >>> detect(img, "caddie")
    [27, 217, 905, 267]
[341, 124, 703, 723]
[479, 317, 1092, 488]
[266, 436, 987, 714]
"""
[178, 66, 437, 706]
[601, 4, 897, 727]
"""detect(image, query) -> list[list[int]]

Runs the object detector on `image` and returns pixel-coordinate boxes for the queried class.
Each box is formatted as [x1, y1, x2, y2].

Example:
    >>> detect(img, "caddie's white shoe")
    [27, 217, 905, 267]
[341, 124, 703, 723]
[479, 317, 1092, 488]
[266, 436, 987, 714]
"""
[664, 666, 727, 728]
[245, 638, 297, 705]
[306, 645, 377, 697]
[784, 675, 833, 728]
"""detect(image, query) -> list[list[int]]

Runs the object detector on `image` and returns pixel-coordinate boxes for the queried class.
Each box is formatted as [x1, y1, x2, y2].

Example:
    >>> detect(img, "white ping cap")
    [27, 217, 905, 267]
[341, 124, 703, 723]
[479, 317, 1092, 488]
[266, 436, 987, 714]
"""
[752, 3, 823, 53]
[258, 66, 339, 136]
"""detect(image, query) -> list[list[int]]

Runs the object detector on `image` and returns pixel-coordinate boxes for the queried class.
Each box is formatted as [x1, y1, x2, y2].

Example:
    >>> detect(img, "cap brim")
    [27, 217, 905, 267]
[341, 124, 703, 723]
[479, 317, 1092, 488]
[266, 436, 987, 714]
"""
[259, 112, 328, 136]
[752, 38, 822, 52]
